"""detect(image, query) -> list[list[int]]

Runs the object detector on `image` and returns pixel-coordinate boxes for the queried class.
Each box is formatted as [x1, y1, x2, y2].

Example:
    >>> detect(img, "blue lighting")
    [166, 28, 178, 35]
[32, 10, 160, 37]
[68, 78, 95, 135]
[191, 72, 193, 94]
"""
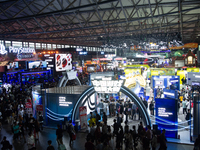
[22, 70, 50, 75]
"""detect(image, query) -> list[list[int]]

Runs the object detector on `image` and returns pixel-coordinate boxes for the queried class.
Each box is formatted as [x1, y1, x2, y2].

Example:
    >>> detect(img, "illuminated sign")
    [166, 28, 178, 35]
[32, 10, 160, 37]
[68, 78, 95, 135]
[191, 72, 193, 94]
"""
[76, 48, 83, 51]
[92, 77, 124, 93]
[0, 44, 35, 59]
[155, 98, 178, 138]
[59, 97, 72, 106]
[0, 44, 7, 55]
[79, 51, 87, 55]
[9, 46, 35, 54]
[55, 54, 72, 72]
[158, 107, 173, 117]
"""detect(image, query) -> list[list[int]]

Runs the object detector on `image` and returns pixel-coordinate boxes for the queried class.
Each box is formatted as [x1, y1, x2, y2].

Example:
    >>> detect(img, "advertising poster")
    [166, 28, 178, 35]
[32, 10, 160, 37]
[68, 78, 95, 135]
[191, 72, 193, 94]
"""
[32, 91, 42, 118]
[123, 68, 146, 96]
[55, 54, 72, 71]
[7, 62, 18, 69]
[79, 106, 87, 130]
[155, 98, 178, 138]
[36, 105, 43, 120]
[28, 61, 47, 69]
[25, 100, 33, 117]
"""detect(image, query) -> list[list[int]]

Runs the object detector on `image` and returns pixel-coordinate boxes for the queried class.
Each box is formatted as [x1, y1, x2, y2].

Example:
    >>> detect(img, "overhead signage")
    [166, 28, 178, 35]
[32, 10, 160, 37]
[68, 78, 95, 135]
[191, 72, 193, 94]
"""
[0, 44, 7, 55]
[0, 44, 35, 59]
[92, 77, 124, 93]
[9, 46, 35, 54]
[59, 97, 72, 106]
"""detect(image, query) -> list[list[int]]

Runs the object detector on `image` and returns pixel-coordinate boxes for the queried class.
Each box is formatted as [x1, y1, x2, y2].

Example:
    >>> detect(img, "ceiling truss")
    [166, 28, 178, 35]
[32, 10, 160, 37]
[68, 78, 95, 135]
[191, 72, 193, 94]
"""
[0, 0, 200, 46]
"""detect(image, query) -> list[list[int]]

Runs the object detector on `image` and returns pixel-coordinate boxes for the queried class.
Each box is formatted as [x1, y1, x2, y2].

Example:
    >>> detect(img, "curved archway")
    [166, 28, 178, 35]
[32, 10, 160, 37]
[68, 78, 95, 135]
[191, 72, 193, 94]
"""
[71, 86, 151, 126]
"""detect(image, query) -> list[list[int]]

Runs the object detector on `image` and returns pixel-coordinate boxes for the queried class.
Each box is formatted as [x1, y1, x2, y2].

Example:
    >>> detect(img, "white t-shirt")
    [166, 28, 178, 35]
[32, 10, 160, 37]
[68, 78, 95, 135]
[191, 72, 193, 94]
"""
[27, 135, 35, 149]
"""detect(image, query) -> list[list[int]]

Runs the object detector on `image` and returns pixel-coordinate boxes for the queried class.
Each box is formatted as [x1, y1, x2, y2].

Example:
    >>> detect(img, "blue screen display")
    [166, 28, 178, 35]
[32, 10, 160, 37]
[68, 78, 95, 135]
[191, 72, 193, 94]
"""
[155, 98, 178, 138]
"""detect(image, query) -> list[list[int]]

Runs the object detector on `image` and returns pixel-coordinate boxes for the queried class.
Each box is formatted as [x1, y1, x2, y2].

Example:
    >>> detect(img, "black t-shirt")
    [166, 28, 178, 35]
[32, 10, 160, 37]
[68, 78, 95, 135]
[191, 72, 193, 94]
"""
[47, 145, 55, 150]
[85, 141, 95, 150]
[56, 128, 63, 139]
[1, 140, 10, 149]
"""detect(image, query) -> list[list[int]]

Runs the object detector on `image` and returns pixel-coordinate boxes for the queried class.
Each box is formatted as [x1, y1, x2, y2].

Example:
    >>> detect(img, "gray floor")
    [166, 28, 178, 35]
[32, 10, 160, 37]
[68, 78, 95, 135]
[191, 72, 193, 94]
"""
[0, 118, 195, 150]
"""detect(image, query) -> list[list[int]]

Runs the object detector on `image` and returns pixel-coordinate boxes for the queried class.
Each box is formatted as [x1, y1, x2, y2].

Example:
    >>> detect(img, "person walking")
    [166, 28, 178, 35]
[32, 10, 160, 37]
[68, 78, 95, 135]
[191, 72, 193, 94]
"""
[47, 140, 55, 150]
[149, 101, 154, 116]
[56, 124, 63, 145]
[159, 129, 167, 150]
[194, 134, 200, 150]
[68, 120, 75, 147]
[13, 122, 20, 143]
[182, 99, 187, 114]
[186, 109, 192, 126]
[124, 105, 129, 123]
[1, 136, 11, 150]
[27, 132, 35, 150]
[132, 102, 137, 120]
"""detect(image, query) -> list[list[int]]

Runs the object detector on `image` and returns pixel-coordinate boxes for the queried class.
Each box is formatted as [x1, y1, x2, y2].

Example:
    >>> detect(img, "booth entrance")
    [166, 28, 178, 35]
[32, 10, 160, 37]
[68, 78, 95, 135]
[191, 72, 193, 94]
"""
[71, 85, 151, 126]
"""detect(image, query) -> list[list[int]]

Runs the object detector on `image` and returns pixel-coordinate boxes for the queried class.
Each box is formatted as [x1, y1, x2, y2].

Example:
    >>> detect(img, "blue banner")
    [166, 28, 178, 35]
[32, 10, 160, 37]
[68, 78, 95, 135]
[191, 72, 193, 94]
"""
[155, 98, 178, 138]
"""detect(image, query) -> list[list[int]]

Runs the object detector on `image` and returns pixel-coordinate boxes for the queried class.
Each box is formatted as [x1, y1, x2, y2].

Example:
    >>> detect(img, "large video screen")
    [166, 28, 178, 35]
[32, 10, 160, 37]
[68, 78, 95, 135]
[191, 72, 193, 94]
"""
[28, 61, 47, 69]
[55, 54, 72, 72]
[7, 62, 18, 69]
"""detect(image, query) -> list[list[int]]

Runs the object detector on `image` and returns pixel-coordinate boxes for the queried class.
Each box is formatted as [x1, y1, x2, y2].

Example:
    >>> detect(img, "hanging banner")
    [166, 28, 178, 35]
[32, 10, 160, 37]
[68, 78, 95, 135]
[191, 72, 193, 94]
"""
[79, 106, 87, 130]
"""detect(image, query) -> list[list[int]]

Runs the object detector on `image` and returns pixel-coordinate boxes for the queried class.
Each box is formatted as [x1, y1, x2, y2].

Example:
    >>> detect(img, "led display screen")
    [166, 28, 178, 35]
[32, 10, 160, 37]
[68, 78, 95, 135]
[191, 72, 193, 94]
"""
[7, 62, 18, 69]
[55, 54, 72, 72]
[28, 61, 47, 69]
[32, 91, 42, 118]
[155, 98, 178, 138]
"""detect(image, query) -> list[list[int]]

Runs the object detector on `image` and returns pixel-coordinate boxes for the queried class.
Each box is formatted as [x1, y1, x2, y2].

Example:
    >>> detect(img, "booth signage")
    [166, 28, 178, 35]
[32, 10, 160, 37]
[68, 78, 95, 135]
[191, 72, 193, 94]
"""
[59, 97, 72, 106]
[0, 44, 35, 59]
[79, 106, 87, 129]
[9, 46, 35, 54]
[155, 98, 178, 138]
[0, 44, 7, 55]
[36, 105, 43, 112]
[92, 77, 124, 93]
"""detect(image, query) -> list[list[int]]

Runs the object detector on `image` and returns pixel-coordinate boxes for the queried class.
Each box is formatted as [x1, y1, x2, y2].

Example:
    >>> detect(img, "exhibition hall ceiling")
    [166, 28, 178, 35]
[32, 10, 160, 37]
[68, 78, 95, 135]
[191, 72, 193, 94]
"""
[0, 0, 200, 46]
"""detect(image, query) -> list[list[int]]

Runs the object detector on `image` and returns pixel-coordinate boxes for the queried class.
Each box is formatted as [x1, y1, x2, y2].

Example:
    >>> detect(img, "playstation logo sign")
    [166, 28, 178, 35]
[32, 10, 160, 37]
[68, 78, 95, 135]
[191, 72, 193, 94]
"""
[0, 44, 7, 55]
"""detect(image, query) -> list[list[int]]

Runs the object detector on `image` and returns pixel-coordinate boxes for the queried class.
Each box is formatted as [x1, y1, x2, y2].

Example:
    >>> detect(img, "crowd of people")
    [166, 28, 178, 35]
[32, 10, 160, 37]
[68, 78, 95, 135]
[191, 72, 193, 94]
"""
[0, 83, 45, 150]
[86, 110, 167, 150]
[1, 73, 200, 150]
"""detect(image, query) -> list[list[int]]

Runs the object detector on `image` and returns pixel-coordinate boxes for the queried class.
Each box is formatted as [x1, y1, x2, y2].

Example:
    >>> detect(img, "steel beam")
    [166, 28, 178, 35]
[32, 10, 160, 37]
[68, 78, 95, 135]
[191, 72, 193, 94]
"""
[33, 17, 46, 32]
[17, 20, 29, 33]
[1, 19, 199, 38]
[52, 14, 64, 30]
[119, 0, 128, 23]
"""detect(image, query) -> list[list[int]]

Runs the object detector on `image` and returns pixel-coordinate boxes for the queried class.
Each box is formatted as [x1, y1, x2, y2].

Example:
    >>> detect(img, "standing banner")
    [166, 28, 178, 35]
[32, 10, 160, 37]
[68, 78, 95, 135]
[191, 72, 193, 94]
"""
[79, 106, 87, 130]
[36, 105, 43, 120]
[25, 101, 33, 117]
